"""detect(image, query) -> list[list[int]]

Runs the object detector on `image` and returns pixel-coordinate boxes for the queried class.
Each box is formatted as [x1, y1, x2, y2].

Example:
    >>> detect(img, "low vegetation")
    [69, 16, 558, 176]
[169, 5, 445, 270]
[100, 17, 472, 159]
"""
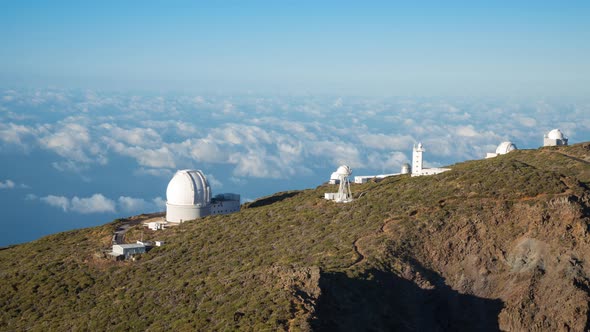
[1, 143, 589, 330]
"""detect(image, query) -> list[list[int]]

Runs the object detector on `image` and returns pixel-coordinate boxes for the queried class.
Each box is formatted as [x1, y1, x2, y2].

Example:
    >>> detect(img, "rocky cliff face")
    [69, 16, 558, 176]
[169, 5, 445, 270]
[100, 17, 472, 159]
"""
[1, 143, 589, 331]
[311, 144, 590, 331]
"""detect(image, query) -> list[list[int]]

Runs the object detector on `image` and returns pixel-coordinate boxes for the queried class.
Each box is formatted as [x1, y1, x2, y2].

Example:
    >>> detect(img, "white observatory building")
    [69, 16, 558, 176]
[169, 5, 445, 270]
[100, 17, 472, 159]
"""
[353, 162, 412, 184]
[486, 141, 518, 159]
[544, 129, 568, 146]
[166, 169, 240, 223]
[411, 143, 450, 177]
[325, 165, 353, 203]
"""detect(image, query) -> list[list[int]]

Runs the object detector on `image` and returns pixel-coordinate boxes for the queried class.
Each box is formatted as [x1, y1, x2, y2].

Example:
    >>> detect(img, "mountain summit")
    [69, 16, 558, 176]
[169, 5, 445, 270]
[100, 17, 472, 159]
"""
[2, 143, 590, 331]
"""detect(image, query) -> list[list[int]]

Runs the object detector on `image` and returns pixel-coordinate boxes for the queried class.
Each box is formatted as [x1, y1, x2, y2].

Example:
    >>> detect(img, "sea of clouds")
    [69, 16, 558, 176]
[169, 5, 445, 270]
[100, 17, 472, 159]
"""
[1, 88, 589, 245]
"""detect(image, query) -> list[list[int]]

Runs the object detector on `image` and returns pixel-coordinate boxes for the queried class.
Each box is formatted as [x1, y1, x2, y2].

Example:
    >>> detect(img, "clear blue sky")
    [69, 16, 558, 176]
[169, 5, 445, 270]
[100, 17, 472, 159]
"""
[1, 1, 589, 96]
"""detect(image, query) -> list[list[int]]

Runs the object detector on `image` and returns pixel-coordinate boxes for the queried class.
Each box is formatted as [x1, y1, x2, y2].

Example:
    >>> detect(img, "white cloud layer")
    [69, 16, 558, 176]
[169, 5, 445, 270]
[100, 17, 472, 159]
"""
[1, 89, 590, 186]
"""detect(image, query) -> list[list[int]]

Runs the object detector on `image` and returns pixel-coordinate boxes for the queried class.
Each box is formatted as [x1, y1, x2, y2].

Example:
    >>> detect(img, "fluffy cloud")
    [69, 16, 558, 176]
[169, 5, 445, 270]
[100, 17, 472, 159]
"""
[0, 179, 28, 189]
[358, 134, 415, 151]
[365, 151, 408, 172]
[184, 138, 229, 163]
[40, 123, 91, 161]
[104, 139, 176, 168]
[39, 193, 164, 214]
[39, 122, 107, 166]
[100, 124, 162, 148]
[40, 195, 70, 211]
[0, 179, 15, 189]
[152, 197, 166, 210]
[0, 123, 37, 149]
[308, 141, 364, 168]
[229, 149, 283, 178]
[69, 194, 116, 213]
[114, 195, 167, 214]
[40, 194, 116, 213]
[205, 173, 223, 189]
[134, 167, 173, 178]
[455, 125, 479, 137]
[212, 124, 274, 146]
[118, 196, 152, 213]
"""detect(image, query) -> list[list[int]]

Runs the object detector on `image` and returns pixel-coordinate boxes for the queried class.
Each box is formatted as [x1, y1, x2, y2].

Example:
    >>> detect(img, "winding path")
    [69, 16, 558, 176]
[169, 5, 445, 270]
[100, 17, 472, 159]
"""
[348, 217, 401, 269]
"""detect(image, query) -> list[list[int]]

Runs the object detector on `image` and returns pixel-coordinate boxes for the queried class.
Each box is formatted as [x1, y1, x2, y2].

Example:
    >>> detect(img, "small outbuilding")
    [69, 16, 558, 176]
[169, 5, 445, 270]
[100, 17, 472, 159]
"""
[111, 243, 146, 259]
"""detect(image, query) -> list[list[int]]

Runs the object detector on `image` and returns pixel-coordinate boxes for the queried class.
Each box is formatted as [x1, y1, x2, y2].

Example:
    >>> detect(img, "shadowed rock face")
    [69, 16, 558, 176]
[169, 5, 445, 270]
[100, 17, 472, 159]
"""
[313, 268, 504, 332]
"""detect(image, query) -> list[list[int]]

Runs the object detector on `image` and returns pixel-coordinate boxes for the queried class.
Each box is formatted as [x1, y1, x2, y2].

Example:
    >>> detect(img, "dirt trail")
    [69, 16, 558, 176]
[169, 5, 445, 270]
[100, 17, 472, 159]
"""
[552, 151, 590, 165]
[348, 217, 402, 269]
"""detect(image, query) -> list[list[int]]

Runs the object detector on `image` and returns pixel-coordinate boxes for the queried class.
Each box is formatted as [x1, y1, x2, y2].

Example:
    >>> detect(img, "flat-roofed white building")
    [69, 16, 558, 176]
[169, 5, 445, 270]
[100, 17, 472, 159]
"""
[111, 243, 146, 259]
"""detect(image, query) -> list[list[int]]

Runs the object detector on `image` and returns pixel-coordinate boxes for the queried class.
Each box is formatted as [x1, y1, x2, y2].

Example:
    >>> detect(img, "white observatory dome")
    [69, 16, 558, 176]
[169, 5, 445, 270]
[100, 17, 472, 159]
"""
[166, 170, 211, 207]
[495, 141, 517, 155]
[547, 129, 565, 140]
[401, 163, 411, 174]
[336, 165, 352, 176]
[166, 169, 212, 222]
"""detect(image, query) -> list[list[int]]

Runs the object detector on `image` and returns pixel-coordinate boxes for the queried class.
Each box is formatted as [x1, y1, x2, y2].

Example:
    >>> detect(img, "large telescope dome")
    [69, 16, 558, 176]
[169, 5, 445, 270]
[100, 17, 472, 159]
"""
[166, 169, 212, 222]
[166, 169, 211, 206]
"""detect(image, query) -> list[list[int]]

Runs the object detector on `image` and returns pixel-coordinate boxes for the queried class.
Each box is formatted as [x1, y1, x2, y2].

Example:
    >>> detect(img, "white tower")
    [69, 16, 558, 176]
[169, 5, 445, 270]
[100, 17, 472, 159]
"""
[412, 143, 424, 176]
[335, 165, 353, 203]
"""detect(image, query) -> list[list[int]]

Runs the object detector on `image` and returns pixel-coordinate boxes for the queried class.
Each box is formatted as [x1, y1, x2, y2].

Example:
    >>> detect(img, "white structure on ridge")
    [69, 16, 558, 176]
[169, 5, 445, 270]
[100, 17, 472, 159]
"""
[544, 129, 568, 146]
[486, 141, 517, 159]
[411, 143, 450, 177]
[110, 243, 146, 259]
[325, 165, 353, 203]
[354, 163, 411, 184]
[329, 171, 340, 185]
[401, 163, 411, 175]
[166, 169, 240, 223]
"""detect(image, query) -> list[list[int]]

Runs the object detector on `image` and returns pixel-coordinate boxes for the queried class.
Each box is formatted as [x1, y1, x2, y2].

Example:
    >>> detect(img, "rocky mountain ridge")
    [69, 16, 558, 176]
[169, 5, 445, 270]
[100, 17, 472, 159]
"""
[1, 143, 590, 331]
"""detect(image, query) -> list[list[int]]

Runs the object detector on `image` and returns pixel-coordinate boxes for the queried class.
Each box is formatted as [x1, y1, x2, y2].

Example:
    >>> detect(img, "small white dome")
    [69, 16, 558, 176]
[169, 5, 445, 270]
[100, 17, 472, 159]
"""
[401, 163, 411, 174]
[330, 172, 340, 180]
[336, 165, 352, 176]
[547, 129, 565, 140]
[496, 141, 517, 155]
[166, 169, 211, 207]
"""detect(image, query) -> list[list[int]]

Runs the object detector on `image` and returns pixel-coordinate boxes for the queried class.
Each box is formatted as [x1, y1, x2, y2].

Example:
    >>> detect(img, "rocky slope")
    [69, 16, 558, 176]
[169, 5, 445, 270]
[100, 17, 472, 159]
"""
[1, 143, 589, 331]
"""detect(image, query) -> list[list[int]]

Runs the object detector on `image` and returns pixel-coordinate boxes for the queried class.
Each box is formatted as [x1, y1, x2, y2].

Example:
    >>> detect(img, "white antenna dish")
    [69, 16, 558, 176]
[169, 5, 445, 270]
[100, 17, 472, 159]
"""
[336, 165, 352, 176]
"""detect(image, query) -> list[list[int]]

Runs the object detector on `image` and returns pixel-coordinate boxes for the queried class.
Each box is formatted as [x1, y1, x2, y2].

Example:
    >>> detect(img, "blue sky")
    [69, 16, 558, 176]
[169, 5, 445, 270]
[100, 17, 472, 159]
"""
[1, 1, 589, 95]
[1, 2, 590, 246]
